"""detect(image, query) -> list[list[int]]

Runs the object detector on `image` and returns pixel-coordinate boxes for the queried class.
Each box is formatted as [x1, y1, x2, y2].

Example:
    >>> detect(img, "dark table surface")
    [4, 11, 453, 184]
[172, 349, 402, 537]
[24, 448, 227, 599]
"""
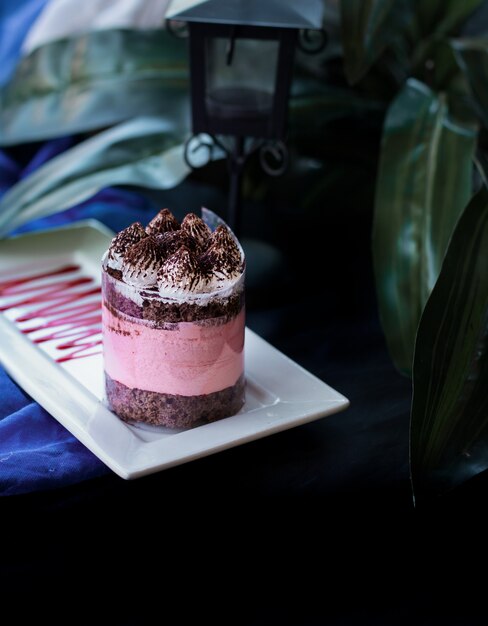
[3, 176, 488, 625]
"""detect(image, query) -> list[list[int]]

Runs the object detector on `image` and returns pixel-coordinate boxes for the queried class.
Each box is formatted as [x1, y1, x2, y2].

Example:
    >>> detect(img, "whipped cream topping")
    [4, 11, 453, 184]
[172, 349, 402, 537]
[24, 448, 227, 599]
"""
[200, 225, 242, 288]
[107, 222, 147, 270]
[156, 230, 197, 257]
[181, 213, 211, 250]
[105, 208, 245, 301]
[157, 245, 208, 295]
[121, 236, 163, 287]
[146, 208, 180, 236]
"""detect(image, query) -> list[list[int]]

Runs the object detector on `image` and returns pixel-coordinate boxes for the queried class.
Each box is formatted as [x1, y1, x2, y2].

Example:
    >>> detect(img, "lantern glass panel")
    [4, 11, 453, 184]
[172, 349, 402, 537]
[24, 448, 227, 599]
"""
[205, 37, 279, 121]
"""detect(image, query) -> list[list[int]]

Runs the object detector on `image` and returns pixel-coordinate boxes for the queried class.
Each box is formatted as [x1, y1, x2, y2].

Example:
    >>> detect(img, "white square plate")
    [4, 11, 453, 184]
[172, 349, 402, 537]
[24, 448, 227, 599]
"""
[0, 221, 349, 479]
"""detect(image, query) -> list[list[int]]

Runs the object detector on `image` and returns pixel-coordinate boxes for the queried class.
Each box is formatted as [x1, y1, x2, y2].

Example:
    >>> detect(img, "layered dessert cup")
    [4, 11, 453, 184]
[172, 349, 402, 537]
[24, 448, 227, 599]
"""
[102, 208, 245, 428]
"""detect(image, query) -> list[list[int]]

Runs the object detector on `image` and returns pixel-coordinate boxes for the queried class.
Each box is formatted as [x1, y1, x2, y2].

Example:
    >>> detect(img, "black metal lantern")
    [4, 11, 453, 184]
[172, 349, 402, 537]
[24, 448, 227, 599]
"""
[166, 0, 324, 233]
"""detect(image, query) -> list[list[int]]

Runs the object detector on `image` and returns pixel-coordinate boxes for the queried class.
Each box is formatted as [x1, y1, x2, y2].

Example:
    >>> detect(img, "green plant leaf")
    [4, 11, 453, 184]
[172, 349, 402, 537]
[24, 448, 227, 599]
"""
[412, 38, 475, 125]
[0, 117, 219, 238]
[0, 28, 189, 145]
[416, 0, 485, 38]
[340, 0, 409, 84]
[373, 78, 476, 375]
[452, 38, 488, 128]
[411, 0, 484, 68]
[419, 38, 458, 88]
[411, 185, 488, 498]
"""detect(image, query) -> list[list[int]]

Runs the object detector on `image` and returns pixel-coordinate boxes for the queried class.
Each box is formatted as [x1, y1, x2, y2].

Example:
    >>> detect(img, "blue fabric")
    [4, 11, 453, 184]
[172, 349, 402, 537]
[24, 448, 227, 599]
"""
[0, 150, 20, 194]
[0, 0, 48, 86]
[0, 139, 160, 495]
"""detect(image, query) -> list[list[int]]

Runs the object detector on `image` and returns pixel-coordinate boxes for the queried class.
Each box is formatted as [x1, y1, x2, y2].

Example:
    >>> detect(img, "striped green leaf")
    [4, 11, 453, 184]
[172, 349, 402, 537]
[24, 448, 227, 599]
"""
[452, 38, 488, 128]
[416, 0, 485, 37]
[0, 28, 189, 145]
[373, 79, 476, 375]
[0, 117, 196, 238]
[411, 185, 488, 497]
[340, 0, 408, 84]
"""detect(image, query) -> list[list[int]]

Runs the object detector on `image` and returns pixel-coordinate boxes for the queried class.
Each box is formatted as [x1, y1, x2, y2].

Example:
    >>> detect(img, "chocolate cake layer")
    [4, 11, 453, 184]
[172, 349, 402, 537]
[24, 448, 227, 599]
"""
[103, 269, 244, 324]
[105, 373, 246, 428]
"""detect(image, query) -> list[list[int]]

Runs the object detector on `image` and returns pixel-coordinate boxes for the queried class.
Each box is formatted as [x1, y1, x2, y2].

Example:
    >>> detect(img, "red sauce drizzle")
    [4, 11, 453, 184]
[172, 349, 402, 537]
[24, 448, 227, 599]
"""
[0, 264, 102, 362]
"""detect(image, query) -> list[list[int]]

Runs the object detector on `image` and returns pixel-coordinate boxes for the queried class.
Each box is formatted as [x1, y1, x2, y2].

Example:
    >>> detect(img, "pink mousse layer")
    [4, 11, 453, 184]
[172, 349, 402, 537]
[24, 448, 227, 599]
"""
[102, 305, 245, 396]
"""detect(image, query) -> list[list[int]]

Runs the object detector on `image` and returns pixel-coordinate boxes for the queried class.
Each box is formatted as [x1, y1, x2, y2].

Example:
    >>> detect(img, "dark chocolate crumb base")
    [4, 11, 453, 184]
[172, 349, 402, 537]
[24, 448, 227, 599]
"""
[141, 291, 244, 324]
[105, 373, 246, 428]
[102, 268, 244, 324]
[102, 270, 143, 318]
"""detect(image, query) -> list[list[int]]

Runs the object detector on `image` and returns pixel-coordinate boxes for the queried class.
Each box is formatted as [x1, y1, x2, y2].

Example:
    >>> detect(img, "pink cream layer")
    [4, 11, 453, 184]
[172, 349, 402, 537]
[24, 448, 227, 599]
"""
[102, 305, 245, 396]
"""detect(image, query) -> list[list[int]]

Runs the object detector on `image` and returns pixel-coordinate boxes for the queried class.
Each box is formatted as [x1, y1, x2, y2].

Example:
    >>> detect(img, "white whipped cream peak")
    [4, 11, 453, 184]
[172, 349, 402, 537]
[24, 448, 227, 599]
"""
[107, 221, 147, 270]
[201, 226, 242, 276]
[121, 236, 162, 287]
[145, 208, 180, 236]
[181, 212, 211, 250]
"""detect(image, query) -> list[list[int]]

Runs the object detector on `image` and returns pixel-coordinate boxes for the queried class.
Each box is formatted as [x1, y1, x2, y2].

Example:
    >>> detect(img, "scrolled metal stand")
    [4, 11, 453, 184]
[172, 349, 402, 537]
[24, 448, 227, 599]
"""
[184, 133, 289, 235]
[297, 27, 328, 54]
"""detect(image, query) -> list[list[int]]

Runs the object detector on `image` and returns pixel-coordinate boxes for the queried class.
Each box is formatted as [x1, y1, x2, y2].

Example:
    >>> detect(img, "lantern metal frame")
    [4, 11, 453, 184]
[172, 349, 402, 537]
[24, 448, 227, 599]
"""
[188, 23, 296, 140]
[167, 0, 324, 233]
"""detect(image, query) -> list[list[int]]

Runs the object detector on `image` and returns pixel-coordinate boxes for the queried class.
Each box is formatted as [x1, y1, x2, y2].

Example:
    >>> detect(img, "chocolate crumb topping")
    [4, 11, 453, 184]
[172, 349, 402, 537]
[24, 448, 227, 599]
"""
[158, 245, 207, 293]
[146, 208, 180, 236]
[181, 213, 211, 250]
[155, 230, 198, 257]
[200, 225, 242, 278]
[108, 222, 147, 266]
